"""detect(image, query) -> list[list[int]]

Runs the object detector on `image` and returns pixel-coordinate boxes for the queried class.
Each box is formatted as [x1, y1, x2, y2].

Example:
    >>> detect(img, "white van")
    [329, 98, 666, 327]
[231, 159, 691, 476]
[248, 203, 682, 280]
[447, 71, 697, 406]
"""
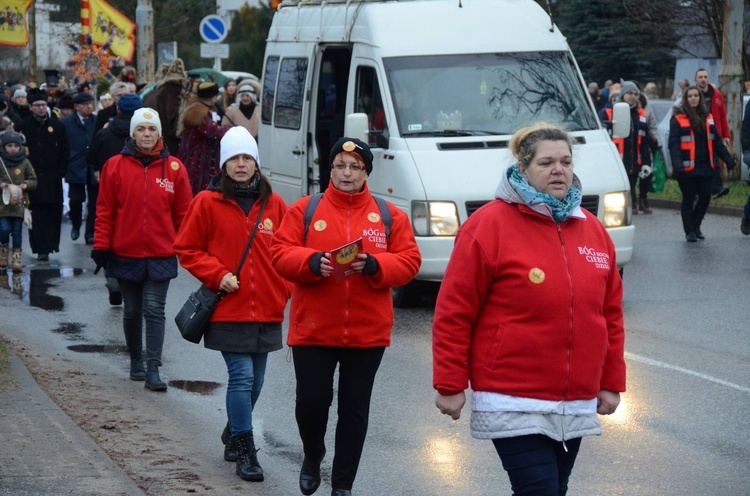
[258, 0, 634, 304]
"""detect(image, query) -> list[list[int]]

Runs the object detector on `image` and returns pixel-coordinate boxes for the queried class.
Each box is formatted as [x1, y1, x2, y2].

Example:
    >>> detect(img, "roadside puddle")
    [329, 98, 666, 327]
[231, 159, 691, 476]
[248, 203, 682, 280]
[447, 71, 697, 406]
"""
[1, 267, 83, 310]
[168, 380, 223, 395]
[52, 322, 87, 340]
[67, 344, 127, 354]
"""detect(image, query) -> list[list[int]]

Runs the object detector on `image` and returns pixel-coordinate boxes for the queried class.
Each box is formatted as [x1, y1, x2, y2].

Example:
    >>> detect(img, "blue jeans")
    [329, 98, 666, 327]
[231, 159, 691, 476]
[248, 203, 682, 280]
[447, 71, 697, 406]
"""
[117, 278, 170, 365]
[221, 351, 269, 436]
[0, 217, 23, 248]
[492, 434, 582, 496]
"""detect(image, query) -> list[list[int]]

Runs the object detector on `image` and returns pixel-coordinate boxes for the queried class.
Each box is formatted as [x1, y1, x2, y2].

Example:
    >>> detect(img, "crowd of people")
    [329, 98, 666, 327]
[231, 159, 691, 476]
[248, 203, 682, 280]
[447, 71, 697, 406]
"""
[593, 68, 749, 240]
[3, 59, 749, 495]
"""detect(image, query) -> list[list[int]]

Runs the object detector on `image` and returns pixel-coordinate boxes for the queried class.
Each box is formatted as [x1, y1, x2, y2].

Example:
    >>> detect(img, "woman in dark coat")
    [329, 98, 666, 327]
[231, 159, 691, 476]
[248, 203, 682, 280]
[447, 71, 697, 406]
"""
[16, 89, 69, 261]
[668, 86, 735, 242]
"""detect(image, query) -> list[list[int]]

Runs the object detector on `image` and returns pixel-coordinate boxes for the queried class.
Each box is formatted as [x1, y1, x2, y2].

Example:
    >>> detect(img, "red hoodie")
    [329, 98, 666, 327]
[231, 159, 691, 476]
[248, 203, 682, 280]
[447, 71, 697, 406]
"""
[94, 151, 192, 257]
[270, 184, 421, 348]
[432, 199, 626, 401]
[174, 190, 291, 323]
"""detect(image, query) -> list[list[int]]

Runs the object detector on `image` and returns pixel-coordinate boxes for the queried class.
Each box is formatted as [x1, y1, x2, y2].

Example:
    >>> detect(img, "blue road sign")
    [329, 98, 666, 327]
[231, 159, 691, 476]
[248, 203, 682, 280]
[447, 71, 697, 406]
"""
[200, 15, 228, 43]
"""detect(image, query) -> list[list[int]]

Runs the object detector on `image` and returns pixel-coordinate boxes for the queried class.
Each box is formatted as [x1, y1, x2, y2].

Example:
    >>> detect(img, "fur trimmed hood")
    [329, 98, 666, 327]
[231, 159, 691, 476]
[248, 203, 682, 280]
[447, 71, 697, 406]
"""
[180, 99, 213, 130]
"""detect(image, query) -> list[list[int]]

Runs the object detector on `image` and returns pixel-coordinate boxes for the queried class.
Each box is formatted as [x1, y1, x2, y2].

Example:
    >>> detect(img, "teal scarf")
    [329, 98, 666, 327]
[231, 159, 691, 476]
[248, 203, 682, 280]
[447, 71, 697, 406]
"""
[507, 164, 582, 222]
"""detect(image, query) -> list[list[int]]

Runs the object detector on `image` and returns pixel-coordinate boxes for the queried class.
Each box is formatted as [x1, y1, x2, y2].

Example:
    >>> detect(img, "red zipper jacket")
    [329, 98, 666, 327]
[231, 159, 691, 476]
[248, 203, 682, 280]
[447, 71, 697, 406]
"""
[94, 150, 192, 257]
[270, 183, 421, 348]
[174, 189, 291, 323]
[433, 195, 626, 401]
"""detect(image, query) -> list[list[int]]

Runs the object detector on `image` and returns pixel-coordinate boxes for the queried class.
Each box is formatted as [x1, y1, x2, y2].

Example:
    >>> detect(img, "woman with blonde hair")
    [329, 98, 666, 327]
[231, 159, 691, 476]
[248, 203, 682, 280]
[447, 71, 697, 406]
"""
[433, 122, 626, 495]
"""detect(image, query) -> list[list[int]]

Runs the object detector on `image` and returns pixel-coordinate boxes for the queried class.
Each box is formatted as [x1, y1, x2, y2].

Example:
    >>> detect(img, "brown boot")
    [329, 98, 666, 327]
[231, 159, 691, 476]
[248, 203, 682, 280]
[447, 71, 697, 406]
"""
[11, 248, 22, 272]
[0, 244, 8, 269]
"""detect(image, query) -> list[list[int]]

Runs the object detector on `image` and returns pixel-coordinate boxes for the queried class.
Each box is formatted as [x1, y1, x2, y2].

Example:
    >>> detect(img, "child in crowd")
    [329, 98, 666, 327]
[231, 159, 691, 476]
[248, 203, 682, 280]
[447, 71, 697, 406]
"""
[0, 131, 37, 271]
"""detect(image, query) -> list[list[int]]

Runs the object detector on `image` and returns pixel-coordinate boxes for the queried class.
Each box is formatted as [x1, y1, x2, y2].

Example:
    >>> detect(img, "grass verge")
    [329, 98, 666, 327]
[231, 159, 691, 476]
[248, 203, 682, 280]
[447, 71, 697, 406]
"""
[650, 179, 749, 209]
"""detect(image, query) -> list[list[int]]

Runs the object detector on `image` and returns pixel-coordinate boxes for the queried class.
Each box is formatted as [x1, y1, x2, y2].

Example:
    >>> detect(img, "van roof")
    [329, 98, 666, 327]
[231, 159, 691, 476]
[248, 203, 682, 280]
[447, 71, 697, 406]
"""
[268, 0, 568, 57]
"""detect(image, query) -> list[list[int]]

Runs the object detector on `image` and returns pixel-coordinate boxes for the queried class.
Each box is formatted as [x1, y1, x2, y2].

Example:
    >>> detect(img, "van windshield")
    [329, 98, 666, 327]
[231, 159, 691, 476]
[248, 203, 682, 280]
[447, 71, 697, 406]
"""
[383, 52, 598, 136]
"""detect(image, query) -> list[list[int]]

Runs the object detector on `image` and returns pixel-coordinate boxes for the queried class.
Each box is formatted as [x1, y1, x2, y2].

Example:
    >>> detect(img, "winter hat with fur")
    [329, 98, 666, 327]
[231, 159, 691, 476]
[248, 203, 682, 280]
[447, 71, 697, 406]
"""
[130, 107, 162, 137]
[220, 126, 259, 168]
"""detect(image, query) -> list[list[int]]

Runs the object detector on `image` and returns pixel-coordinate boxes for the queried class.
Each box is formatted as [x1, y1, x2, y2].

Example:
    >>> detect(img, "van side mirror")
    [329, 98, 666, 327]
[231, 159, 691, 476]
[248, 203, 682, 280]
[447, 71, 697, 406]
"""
[344, 113, 370, 142]
[611, 102, 631, 139]
[375, 128, 389, 149]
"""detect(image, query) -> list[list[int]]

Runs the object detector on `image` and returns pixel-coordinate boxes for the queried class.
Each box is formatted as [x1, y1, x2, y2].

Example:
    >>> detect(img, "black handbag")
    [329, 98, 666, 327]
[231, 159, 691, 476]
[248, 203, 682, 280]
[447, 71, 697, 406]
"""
[175, 199, 267, 343]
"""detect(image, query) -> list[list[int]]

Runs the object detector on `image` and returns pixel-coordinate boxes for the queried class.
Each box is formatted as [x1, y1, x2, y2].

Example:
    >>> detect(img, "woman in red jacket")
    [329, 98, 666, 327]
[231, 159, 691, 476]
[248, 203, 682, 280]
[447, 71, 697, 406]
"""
[433, 124, 626, 496]
[92, 108, 192, 391]
[174, 126, 290, 483]
[271, 137, 421, 496]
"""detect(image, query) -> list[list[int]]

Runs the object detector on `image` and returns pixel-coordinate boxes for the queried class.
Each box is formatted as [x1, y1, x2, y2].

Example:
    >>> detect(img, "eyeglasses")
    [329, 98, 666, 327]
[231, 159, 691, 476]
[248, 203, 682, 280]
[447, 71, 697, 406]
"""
[332, 163, 366, 172]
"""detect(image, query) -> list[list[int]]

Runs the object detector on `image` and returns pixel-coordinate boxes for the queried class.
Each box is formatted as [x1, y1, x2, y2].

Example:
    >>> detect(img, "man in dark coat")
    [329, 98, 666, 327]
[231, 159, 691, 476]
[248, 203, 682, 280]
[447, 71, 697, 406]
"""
[16, 89, 69, 261]
[93, 81, 130, 134]
[86, 93, 143, 306]
[61, 92, 96, 243]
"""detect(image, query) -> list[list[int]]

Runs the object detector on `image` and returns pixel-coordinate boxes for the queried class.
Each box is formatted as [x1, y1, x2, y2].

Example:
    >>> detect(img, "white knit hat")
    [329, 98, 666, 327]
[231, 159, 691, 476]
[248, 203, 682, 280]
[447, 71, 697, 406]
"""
[129, 107, 162, 138]
[13, 89, 27, 99]
[220, 126, 259, 168]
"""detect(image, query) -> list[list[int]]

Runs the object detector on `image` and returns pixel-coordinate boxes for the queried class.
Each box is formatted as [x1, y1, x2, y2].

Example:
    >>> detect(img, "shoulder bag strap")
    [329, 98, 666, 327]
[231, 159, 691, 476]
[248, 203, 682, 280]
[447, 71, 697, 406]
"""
[234, 197, 267, 277]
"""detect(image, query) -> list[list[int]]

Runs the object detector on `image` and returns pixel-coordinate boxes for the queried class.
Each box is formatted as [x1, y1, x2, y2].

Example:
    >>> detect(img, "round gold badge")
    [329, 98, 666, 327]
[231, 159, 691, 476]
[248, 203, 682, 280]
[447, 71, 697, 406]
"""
[263, 218, 273, 229]
[342, 141, 356, 152]
[528, 268, 545, 284]
[143, 111, 153, 119]
[367, 212, 380, 223]
[14, 169, 21, 175]
[314, 220, 327, 231]
[170, 161, 179, 170]
[47, 126, 54, 133]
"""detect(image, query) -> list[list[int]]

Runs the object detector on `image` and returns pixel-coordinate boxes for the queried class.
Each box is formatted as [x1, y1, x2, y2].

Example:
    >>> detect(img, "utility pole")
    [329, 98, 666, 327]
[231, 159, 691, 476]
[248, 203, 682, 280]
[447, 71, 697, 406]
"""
[718, 0, 744, 180]
[28, 2, 36, 83]
[136, 0, 155, 85]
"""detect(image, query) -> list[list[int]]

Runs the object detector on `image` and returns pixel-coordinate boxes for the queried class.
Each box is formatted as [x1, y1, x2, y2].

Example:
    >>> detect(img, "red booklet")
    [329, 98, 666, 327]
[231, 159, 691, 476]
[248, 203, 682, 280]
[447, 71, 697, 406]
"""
[330, 237, 363, 282]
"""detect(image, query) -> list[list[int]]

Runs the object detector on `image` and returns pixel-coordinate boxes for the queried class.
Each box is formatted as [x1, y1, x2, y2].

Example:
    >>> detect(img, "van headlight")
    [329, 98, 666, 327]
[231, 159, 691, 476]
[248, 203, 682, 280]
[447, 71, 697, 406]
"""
[411, 201, 459, 236]
[602, 191, 630, 227]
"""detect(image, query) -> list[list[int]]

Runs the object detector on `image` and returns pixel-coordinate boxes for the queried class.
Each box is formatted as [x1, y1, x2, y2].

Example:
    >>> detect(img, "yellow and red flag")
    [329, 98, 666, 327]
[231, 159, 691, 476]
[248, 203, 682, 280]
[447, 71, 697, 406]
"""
[0, 0, 35, 47]
[82, 0, 136, 61]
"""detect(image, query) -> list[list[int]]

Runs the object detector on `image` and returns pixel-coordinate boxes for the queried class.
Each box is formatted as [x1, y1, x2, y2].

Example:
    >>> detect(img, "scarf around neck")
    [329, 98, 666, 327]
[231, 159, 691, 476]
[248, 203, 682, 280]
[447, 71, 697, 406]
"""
[507, 164, 582, 222]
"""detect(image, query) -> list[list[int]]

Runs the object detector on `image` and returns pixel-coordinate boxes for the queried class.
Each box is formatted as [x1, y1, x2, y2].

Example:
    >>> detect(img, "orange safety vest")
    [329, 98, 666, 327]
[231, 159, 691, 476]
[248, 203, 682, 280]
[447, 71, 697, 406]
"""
[605, 107, 648, 166]
[673, 113, 715, 172]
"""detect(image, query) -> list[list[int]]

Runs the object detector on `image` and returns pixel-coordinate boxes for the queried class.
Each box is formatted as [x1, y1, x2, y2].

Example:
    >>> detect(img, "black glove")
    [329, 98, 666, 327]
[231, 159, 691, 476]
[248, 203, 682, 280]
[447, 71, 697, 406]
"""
[362, 254, 379, 275]
[726, 158, 736, 170]
[309, 252, 325, 277]
[91, 249, 112, 275]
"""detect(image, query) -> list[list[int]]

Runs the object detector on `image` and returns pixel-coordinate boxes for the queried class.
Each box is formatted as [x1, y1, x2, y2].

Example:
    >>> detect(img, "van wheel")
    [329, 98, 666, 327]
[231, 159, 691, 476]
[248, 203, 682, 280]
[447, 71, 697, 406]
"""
[393, 280, 439, 308]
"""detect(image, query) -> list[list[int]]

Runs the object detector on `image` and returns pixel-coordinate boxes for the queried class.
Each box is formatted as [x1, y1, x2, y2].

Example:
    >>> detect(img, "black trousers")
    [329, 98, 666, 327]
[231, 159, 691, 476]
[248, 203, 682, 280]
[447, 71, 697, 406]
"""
[68, 182, 98, 237]
[292, 345, 385, 491]
[677, 175, 713, 234]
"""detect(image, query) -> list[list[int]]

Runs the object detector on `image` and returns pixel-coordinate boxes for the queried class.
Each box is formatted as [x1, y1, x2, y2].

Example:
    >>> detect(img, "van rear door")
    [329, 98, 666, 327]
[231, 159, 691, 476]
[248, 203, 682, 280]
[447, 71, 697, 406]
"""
[261, 44, 316, 204]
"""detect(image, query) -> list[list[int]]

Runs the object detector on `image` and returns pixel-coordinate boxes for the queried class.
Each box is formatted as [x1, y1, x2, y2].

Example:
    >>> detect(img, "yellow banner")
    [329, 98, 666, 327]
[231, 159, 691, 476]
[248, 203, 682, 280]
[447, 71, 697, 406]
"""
[84, 0, 136, 61]
[0, 0, 35, 47]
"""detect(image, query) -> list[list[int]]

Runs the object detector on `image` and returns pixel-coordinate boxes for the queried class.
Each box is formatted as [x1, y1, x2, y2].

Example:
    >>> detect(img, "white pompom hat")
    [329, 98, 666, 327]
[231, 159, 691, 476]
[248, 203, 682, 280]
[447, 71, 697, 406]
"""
[129, 107, 162, 138]
[220, 126, 259, 168]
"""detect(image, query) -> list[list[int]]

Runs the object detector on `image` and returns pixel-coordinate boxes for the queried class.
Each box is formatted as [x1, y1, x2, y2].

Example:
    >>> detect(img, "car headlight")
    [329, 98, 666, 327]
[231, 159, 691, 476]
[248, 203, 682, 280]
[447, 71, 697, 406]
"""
[602, 191, 630, 227]
[411, 201, 460, 236]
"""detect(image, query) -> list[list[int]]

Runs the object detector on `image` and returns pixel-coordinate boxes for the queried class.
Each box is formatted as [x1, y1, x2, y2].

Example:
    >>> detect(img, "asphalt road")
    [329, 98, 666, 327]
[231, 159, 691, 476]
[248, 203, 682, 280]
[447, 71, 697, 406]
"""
[1, 207, 749, 495]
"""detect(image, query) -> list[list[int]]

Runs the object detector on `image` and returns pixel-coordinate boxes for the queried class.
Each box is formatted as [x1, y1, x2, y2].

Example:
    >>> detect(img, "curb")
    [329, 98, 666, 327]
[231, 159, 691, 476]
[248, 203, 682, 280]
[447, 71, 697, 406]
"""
[648, 198, 744, 218]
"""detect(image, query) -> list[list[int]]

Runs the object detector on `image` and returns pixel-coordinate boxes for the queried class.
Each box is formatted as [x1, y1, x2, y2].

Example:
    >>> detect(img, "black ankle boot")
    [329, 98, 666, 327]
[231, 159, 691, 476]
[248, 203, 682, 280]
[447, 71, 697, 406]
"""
[221, 422, 237, 462]
[129, 351, 145, 381]
[331, 490, 352, 496]
[144, 363, 167, 391]
[235, 431, 264, 481]
[300, 450, 325, 495]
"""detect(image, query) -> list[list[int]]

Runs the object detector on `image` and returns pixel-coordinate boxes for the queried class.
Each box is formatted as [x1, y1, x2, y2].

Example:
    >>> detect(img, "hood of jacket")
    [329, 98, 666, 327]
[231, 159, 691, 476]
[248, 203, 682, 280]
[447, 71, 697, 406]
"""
[108, 113, 132, 138]
[494, 166, 586, 220]
[181, 100, 212, 130]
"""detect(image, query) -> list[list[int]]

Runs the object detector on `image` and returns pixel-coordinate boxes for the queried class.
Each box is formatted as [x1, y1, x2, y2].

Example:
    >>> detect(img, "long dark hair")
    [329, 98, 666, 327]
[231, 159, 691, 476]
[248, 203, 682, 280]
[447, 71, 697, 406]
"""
[220, 168, 273, 202]
[680, 86, 708, 131]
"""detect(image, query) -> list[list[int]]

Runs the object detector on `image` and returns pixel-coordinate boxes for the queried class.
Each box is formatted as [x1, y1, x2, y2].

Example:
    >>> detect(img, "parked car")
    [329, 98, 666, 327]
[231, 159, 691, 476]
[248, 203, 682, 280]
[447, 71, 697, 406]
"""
[222, 71, 258, 82]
